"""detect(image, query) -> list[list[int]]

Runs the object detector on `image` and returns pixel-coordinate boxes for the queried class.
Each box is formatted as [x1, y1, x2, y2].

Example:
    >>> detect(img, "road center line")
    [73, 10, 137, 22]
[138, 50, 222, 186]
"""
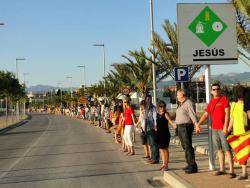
[0, 115, 52, 179]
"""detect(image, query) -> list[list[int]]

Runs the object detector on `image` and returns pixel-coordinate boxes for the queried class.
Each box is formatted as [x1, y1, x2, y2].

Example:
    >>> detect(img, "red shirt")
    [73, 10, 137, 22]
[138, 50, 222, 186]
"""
[124, 107, 134, 125]
[205, 96, 229, 130]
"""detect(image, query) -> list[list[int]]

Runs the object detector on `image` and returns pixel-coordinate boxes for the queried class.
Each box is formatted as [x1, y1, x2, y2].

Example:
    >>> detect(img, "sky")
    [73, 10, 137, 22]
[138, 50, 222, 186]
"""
[0, 0, 249, 88]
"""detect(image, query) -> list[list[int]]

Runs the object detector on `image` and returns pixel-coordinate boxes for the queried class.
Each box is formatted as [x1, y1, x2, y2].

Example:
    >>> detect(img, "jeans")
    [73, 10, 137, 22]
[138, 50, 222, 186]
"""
[177, 124, 197, 169]
[147, 129, 159, 161]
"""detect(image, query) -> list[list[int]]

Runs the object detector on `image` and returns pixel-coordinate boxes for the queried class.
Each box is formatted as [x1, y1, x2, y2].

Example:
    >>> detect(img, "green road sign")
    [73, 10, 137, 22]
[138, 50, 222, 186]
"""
[188, 6, 227, 47]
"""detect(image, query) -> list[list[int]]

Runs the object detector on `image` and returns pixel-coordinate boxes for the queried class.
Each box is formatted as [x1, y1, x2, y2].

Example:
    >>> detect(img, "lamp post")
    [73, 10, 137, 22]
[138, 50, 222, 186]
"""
[16, 58, 26, 120]
[149, 0, 157, 106]
[66, 76, 73, 108]
[93, 43, 106, 101]
[16, 58, 26, 80]
[23, 72, 29, 117]
[77, 65, 86, 90]
[93, 43, 106, 79]
[66, 76, 73, 98]
[57, 83, 63, 110]
[23, 72, 30, 89]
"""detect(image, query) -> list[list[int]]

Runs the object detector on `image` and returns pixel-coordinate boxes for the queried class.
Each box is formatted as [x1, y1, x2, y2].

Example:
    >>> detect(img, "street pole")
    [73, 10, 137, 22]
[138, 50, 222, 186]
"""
[23, 73, 29, 117]
[93, 43, 106, 101]
[66, 76, 73, 107]
[205, 65, 215, 170]
[57, 83, 63, 110]
[77, 65, 86, 91]
[15, 58, 26, 120]
[149, 0, 157, 106]
[93, 44, 105, 79]
[5, 97, 7, 127]
[43, 93, 45, 110]
[196, 81, 199, 103]
[50, 89, 53, 106]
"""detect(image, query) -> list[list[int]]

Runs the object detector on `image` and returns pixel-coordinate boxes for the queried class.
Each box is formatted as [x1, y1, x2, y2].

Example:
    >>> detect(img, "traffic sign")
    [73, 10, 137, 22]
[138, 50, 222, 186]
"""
[174, 67, 189, 82]
[178, 3, 238, 65]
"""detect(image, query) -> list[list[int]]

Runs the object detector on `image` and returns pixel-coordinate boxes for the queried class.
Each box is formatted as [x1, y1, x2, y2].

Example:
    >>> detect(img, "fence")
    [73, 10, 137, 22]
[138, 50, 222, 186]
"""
[0, 100, 27, 130]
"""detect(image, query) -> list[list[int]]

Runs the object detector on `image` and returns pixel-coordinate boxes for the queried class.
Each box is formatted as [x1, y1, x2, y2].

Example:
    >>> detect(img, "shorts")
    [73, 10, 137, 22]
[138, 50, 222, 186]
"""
[124, 125, 134, 146]
[140, 131, 147, 145]
[212, 130, 230, 151]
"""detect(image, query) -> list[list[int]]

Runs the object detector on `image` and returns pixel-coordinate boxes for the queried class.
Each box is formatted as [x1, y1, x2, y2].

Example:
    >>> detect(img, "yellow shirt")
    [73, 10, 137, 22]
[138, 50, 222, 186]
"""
[230, 101, 248, 135]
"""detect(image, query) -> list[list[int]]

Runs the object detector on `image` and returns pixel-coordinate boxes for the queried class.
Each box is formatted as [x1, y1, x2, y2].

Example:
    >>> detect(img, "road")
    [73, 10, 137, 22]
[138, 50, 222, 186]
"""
[0, 114, 166, 188]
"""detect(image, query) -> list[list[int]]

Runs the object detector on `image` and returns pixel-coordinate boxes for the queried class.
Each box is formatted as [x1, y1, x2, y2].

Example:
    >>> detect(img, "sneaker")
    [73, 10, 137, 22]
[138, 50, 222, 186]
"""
[227, 173, 236, 179]
[163, 166, 169, 171]
[182, 166, 190, 171]
[147, 160, 159, 164]
[237, 175, 248, 180]
[214, 171, 226, 176]
[185, 168, 198, 174]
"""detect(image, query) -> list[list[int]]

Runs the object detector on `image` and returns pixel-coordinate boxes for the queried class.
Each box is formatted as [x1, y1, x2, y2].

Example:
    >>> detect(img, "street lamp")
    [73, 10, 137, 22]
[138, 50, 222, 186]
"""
[23, 72, 30, 117]
[77, 65, 86, 90]
[93, 43, 106, 78]
[149, 0, 157, 106]
[66, 76, 73, 98]
[23, 72, 30, 88]
[57, 83, 63, 110]
[15, 58, 26, 120]
[16, 58, 26, 80]
[93, 43, 106, 101]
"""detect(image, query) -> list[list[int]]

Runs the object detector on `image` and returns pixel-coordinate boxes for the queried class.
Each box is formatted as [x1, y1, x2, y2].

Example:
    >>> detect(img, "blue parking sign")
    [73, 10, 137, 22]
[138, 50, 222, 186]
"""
[174, 67, 189, 82]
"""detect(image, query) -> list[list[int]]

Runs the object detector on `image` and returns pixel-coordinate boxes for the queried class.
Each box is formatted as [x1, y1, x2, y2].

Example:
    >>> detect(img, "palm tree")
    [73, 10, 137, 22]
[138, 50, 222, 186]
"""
[122, 48, 153, 97]
[231, 0, 250, 47]
[137, 20, 202, 86]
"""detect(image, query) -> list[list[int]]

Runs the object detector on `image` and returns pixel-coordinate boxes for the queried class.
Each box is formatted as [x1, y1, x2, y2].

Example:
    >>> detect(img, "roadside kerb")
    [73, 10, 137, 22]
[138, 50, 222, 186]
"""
[163, 171, 194, 188]
[0, 115, 30, 134]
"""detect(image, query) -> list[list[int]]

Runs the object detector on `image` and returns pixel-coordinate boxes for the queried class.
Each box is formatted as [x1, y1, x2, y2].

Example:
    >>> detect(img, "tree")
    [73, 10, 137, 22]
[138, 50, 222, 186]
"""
[122, 49, 153, 97]
[232, 0, 250, 47]
[152, 20, 202, 82]
[0, 71, 25, 101]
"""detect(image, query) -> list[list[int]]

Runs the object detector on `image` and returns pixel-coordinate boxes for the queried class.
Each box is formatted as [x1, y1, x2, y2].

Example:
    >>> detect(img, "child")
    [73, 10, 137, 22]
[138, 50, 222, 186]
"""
[156, 100, 176, 171]
[135, 100, 150, 158]
[228, 86, 249, 180]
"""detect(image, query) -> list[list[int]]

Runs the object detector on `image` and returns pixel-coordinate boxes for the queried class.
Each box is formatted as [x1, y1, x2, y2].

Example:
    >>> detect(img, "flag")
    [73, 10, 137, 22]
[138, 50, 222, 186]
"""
[227, 131, 250, 165]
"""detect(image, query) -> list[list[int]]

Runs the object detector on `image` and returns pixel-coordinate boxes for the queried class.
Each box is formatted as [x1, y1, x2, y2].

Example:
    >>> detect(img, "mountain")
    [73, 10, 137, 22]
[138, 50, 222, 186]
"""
[28, 72, 250, 93]
[27, 85, 76, 93]
[212, 72, 250, 84]
[157, 72, 250, 89]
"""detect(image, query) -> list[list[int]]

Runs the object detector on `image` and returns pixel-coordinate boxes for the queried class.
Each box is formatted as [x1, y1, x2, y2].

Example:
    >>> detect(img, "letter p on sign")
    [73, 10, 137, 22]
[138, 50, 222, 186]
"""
[174, 67, 189, 82]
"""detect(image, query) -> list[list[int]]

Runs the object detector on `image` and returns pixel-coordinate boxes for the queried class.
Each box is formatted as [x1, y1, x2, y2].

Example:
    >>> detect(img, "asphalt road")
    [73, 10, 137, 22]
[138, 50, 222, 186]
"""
[0, 114, 165, 188]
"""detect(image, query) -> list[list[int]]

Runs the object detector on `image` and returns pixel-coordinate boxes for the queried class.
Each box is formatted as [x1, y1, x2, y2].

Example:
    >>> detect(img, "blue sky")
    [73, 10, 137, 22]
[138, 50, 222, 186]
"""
[0, 0, 249, 88]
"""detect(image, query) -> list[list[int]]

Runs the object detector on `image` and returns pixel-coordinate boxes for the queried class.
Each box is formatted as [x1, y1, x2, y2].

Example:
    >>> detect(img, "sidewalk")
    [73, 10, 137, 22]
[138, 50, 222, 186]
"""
[0, 115, 29, 133]
[165, 125, 250, 188]
[72, 116, 250, 188]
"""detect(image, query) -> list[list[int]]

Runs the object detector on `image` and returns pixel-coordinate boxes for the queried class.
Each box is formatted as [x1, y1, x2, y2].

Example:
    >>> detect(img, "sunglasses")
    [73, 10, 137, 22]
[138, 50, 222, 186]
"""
[212, 88, 221, 91]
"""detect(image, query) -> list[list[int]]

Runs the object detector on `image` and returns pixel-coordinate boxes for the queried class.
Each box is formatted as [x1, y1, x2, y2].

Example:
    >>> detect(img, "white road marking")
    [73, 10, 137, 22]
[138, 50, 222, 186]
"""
[0, 116, 52, 179]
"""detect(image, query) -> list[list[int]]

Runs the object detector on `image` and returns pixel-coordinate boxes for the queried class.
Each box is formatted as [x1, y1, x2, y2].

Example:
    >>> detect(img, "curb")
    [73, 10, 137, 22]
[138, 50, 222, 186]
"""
[163, 171, 194, 188]
[170, 136, 209, 156]
[0, 115, 31, 134]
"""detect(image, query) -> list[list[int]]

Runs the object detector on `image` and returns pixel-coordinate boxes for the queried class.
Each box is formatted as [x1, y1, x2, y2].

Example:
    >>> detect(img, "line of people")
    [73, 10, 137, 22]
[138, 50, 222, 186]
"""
[60, 83, 250, 180]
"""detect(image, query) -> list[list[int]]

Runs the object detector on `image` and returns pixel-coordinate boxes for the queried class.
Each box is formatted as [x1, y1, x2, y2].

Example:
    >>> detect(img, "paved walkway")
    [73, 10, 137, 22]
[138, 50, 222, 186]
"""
[167, 125, 250, 188]
[52, 115, 250, 188]
[0, 115, 19, 129]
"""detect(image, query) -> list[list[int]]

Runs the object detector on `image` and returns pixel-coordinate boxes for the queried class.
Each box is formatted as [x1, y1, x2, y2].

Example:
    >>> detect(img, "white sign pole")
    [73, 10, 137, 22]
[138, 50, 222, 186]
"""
[205, 64, 215, 170]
